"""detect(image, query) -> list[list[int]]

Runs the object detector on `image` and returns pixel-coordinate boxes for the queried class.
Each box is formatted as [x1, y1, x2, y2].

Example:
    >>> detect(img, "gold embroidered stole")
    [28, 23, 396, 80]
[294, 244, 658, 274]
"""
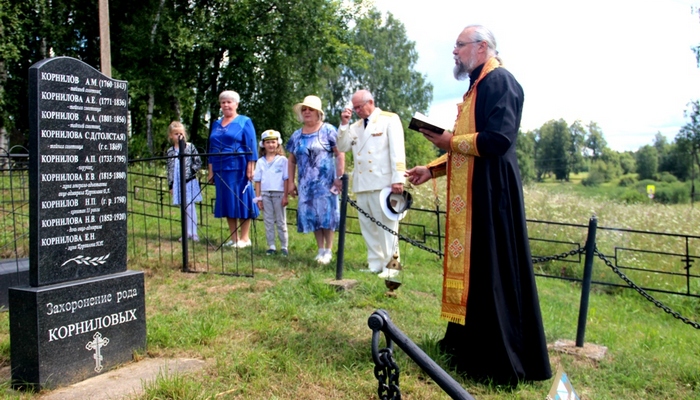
[438, 57, 500, 325]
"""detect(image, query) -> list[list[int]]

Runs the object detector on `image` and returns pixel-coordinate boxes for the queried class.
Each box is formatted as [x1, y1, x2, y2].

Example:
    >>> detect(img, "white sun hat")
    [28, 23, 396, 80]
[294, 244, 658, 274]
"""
[293, 95, 325, 122]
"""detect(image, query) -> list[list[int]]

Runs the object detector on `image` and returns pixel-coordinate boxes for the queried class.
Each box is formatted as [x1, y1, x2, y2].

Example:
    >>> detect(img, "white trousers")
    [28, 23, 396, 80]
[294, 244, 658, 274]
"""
[262, 191, 288, 249]
[356, 191, 400, 272]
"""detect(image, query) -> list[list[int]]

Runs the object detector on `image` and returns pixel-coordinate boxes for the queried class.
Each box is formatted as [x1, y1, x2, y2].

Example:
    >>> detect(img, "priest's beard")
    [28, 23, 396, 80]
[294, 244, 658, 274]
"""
[453, 60, 469, 81]
[453, 48, 479, 81]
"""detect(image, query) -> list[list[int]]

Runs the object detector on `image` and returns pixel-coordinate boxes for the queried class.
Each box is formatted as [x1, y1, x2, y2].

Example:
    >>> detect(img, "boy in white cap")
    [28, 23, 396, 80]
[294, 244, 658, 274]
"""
[253, 130, 289, 256]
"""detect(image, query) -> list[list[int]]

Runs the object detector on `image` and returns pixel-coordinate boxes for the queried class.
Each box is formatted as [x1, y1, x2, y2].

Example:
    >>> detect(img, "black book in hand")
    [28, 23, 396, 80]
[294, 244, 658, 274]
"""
[408, 112, 447, 134]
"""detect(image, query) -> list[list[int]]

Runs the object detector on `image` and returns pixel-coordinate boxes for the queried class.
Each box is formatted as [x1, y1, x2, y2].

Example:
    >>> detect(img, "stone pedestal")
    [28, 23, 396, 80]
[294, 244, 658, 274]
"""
[0, 258, 30, 309]
[9, 270, 146, 390]
[10, 56, 142, 391]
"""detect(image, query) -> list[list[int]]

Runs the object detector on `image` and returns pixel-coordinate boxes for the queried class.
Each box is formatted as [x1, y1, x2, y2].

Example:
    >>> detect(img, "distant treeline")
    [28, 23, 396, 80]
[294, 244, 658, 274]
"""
[516, 115, 700, 204]
[0, 0, 438, 166]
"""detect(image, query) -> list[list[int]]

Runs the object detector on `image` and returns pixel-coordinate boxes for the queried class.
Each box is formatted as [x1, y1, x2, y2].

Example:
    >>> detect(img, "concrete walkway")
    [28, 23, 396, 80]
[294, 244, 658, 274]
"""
[6, 358, 207, 400]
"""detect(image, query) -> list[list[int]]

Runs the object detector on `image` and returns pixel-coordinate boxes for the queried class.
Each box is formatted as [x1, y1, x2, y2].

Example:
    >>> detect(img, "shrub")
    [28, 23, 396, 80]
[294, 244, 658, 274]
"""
[654, 181, 690, 204]
[582, 168, 605, 186]
[618, 189, 648, 204]
[657, 171, 679, 184]
[618, 175, 637, 187]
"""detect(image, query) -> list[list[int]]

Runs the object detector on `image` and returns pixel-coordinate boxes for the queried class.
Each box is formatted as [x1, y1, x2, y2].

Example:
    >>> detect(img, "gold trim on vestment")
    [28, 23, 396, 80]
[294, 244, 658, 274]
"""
[439, 57, 501, 325]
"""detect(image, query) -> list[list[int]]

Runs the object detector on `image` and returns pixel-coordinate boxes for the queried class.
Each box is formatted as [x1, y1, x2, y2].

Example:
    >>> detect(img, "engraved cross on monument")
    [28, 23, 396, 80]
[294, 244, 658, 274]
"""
[86, 332, 109, 373]
[9, 57, 146, 390]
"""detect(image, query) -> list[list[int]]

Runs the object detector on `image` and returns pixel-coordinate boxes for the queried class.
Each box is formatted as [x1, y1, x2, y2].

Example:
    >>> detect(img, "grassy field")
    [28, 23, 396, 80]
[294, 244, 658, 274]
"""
[0, 181, 698, 399]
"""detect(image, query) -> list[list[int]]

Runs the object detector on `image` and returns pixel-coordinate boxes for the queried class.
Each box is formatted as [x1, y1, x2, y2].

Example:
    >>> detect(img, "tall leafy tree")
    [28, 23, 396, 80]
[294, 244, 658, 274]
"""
[585, 121, 607, 160]
[636, 145, 658, 180]
[599, 147, 622, 181]
[619, 151, 636, 175]
[675, 100, 700, 201]
[662, 141, 693, 181]
[0, 0, 24, 137]
[331, 10, 436, 166]
[108, 0, 359, 155]
[2, 0, 101, 146]
[516, 130, 536, 183]
[3, 0, 435, 166]
[568, 120, 586, 173]
[535, 119, 571, 181]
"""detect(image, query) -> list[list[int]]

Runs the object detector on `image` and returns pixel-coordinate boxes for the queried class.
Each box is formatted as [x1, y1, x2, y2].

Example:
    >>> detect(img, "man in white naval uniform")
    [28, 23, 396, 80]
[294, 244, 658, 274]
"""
[338, 89, 406, 277]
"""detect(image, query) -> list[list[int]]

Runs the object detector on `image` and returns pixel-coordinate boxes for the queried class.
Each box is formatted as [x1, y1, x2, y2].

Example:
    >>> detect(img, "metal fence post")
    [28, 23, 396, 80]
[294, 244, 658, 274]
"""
[335, 174, 349, 280]
[368, 310, 475, 400]
[576, 215, 598, 347]
[178, 137, 189, 272]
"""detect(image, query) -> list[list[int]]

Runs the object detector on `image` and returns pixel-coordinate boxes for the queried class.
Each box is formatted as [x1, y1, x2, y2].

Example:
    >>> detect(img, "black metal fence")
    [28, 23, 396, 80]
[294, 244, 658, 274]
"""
[3, 147, 700, 399]
[126, 153, 259, 276]
[2, 147, 699, 297]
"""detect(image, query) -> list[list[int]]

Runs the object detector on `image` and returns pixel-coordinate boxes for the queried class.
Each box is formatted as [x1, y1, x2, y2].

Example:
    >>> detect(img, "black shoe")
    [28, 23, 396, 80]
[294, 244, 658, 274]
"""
[266, 249, 276, 255]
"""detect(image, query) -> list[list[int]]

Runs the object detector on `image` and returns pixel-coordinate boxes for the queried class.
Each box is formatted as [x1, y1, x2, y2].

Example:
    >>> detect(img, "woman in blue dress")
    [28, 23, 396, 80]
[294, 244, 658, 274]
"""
[285, 95, 345, 265]
[207, 90, 259, 248]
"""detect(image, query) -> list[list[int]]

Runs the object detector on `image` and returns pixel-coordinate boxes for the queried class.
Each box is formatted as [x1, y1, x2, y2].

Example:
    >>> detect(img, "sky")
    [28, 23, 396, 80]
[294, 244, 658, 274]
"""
[372, 0, 700, 152]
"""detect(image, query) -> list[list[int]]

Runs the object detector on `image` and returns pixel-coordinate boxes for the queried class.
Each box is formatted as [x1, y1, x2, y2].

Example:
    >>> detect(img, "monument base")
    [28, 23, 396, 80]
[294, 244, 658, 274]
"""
[9, 270, 146, 390]
[0, 258, 30, 310]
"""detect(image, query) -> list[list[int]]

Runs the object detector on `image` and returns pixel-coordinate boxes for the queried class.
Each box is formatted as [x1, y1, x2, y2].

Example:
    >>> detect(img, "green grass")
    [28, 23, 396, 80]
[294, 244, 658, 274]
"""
[0, 176, 699, 399]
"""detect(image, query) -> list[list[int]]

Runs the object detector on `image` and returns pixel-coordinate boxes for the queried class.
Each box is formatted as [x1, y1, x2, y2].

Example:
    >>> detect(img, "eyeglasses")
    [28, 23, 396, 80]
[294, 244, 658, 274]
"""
[454, 40, 481, 49]
[352, 101, 368, 111]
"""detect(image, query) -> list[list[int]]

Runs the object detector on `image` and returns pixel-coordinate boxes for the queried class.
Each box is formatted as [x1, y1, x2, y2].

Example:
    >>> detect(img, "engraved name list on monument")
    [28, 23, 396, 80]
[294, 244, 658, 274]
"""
[29, 57, 129, 286]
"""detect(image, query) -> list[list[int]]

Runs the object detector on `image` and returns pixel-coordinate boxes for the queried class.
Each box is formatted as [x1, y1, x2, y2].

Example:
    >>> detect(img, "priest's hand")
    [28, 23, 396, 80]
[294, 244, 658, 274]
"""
[420, 128, 453, 151]
[405, 166, 432, 186]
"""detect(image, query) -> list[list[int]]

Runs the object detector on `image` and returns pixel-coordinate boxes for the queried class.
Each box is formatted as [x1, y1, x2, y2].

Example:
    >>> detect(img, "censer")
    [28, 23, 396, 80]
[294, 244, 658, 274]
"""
[384, 253, 402, 296]
[380, 188, 412, 297]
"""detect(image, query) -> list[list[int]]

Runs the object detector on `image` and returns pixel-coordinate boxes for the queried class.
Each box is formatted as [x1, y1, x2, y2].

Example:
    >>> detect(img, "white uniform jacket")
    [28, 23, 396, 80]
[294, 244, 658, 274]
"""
[337, 107, 406, 193]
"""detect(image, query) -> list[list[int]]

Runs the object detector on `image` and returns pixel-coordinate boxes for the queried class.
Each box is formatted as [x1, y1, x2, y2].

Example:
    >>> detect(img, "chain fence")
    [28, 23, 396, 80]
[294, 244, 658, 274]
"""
[359, 197, 699, 400]
[593, 247, 700, 329]
[347, 199, 700, 332]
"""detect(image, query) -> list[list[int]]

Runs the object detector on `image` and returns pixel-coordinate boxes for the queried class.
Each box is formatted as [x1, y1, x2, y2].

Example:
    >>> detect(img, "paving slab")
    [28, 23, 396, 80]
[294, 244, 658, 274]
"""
[549, 339, 608, 361]
[32, 357, 206, 400]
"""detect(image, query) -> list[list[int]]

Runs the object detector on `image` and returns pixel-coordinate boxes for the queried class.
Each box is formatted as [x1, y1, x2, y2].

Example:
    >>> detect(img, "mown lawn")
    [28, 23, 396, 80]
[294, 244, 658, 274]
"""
[0, 182, 698, 399]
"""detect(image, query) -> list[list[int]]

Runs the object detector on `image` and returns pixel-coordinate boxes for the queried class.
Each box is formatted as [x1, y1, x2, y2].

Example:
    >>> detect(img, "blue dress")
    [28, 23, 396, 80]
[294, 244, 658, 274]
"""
[209, 115, 259, 219]
[285, 123, 339, 233]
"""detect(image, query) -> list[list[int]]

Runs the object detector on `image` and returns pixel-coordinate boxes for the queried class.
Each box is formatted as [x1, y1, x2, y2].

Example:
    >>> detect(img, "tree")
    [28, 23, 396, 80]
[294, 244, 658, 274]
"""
[568, 120, 587, 173]
[516, 130, 536, 183]
[329, 10, 435, 166]
[675, 101, 700, 202]
[663, 141, 693, 181]
[636, 145, 658, 180]
[619, 151, 636, 175]
[2, 0, 102, 146]
[535, 119, 571, 181]
[599, 148, 622, 181]
[585, 121, 607, 160]
[2, 0, 435, 166]
[0, 0, 24, 136]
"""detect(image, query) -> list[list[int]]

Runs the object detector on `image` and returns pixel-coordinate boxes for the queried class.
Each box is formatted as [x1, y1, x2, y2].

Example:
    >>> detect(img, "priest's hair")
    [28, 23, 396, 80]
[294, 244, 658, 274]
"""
[465, 24, 498, 59]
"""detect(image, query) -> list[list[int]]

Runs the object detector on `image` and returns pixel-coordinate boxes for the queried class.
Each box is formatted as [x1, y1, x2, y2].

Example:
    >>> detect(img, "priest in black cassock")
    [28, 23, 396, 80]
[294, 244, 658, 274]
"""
[406, 24, 552, 386]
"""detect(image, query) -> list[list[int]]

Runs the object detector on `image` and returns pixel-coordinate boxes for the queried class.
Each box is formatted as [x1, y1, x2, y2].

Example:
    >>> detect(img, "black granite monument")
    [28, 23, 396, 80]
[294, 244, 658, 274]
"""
[9, 57, 146, 390]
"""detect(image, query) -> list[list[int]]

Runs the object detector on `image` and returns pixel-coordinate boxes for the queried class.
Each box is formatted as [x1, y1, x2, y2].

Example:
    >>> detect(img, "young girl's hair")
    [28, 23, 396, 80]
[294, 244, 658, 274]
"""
[259, 140, 285, 157]
[168, 121, 188, 142]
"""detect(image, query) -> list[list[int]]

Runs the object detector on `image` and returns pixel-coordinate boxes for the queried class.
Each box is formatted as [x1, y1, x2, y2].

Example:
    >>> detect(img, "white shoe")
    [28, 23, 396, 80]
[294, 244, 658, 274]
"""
[378, 269, 399, 279]
[318, 252, 332, 265]
[222, 240, 235, 247]
[235, 240, 252, 248]
[314, 253, 324, 262]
